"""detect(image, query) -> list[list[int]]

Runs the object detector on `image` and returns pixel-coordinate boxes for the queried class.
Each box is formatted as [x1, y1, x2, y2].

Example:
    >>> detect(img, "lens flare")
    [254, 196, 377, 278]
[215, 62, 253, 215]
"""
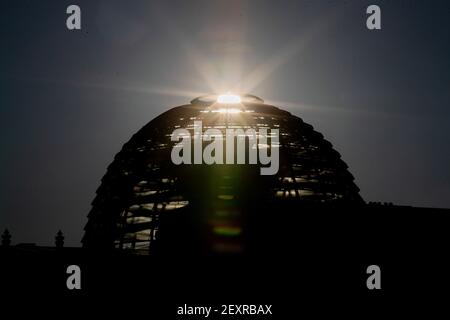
[213, 108, 242, 114]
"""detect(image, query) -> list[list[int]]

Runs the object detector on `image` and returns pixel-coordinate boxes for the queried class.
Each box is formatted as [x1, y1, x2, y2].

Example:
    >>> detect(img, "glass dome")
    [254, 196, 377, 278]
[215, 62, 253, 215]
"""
[82, 95, 363, 253]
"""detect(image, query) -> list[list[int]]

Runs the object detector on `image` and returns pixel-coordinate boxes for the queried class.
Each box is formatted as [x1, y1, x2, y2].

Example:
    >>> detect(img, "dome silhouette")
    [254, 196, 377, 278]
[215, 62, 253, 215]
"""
[82, 94, 363, 253]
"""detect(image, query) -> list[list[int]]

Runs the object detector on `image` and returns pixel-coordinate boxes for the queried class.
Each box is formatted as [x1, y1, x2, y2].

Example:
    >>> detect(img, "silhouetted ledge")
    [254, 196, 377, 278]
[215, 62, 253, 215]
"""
[2, 203, 450, 258]
[1, 204, 450, 302]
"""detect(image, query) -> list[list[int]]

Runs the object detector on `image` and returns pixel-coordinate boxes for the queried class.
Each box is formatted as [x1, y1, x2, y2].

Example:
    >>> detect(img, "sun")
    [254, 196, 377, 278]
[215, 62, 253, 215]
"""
[217, 93, 241, 104]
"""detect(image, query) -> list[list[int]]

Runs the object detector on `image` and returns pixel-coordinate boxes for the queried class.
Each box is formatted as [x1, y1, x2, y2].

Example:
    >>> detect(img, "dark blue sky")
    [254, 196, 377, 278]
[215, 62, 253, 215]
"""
[1, 0, 449, 246]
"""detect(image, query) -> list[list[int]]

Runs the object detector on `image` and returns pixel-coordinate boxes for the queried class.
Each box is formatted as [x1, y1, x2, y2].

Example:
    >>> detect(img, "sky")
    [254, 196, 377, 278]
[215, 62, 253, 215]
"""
[1, 0, 449, 246]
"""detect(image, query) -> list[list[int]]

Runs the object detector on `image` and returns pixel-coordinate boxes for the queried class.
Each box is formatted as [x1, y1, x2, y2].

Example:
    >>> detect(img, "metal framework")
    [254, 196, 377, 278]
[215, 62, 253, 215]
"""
[82, 95, 363, 253]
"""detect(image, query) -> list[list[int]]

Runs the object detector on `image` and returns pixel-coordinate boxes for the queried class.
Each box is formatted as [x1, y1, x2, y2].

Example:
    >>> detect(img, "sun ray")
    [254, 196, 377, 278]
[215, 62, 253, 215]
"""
[240, 8, 343, 93]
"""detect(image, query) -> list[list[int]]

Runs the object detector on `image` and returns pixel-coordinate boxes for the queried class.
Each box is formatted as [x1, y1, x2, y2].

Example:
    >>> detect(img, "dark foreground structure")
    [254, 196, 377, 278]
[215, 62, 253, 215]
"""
[1, 95, 449, 310]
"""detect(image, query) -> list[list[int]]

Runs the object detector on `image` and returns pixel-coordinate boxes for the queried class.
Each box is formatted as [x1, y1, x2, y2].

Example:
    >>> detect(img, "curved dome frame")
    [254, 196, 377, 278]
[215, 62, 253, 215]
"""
[82, 97, 363, 253]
